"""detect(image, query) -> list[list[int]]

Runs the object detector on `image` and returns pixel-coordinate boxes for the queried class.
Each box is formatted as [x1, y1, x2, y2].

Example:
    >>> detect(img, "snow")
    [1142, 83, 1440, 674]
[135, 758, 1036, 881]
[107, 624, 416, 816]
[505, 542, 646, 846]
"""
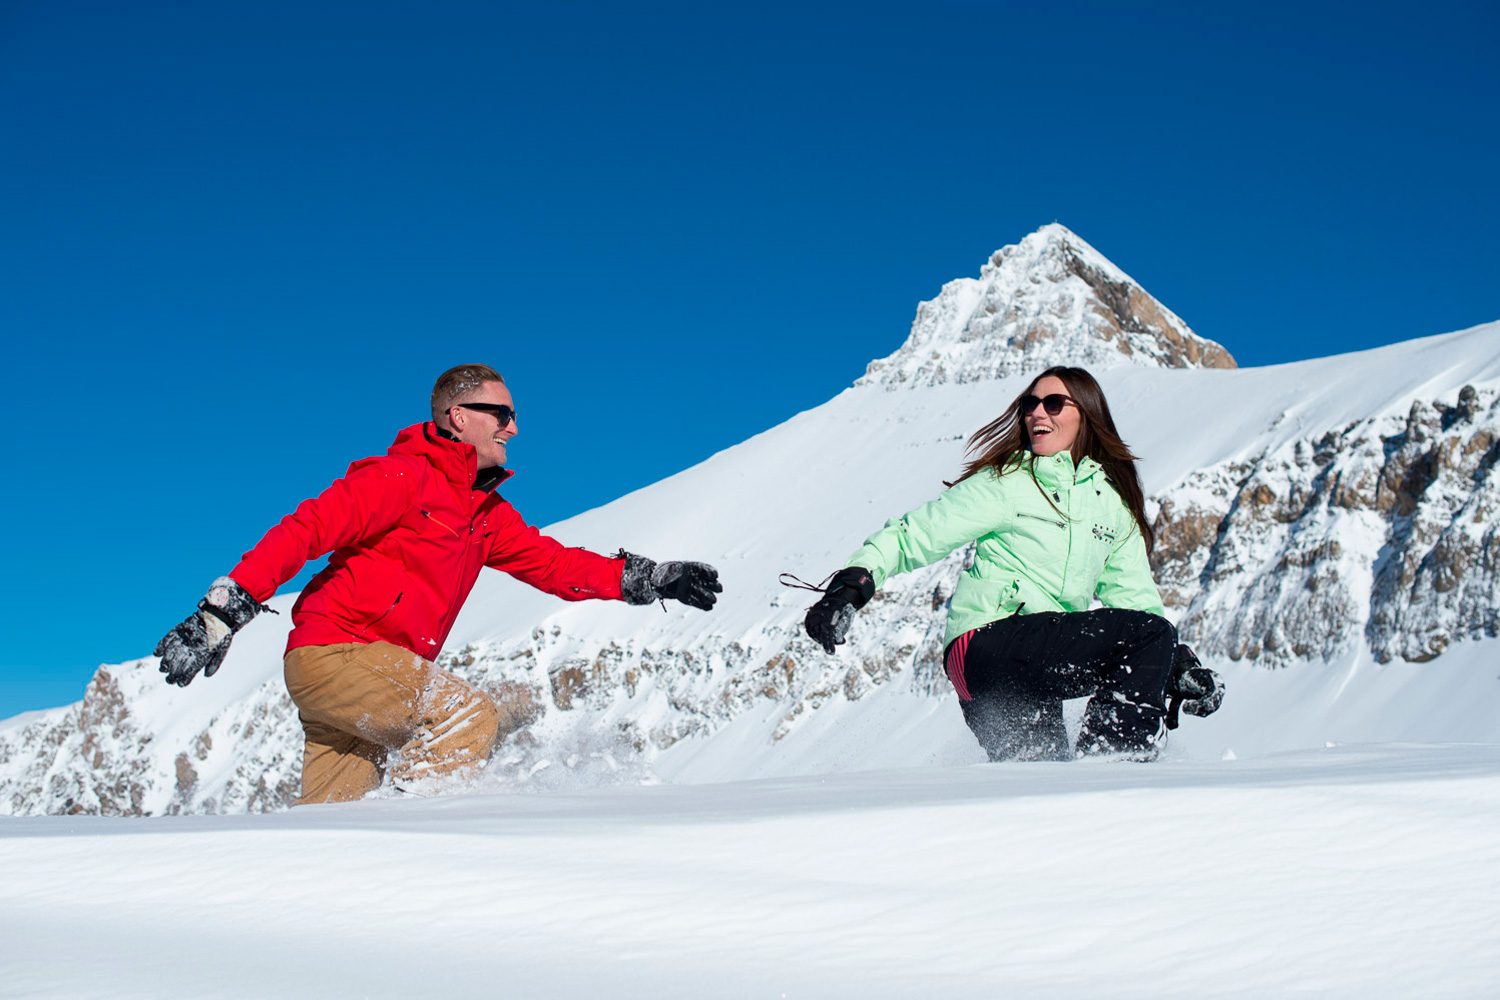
[3, 743, 1498, 998]
[0, 708, 57, 734]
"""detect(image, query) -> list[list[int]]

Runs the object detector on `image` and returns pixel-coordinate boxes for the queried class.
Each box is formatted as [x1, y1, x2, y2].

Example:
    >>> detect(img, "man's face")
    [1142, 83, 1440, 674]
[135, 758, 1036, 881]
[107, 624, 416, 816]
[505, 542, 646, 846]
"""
[449, 381, 517, 469]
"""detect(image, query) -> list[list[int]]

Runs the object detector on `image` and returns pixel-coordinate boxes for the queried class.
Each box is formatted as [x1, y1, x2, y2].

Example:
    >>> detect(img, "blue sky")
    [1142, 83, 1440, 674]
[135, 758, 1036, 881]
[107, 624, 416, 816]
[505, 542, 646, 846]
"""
[1, 0, 1496, 719]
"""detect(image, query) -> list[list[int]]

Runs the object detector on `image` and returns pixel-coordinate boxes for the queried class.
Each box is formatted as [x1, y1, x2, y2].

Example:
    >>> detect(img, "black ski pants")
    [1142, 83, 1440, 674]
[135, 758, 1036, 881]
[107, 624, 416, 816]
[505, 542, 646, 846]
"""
[944, 608, 1177, 761]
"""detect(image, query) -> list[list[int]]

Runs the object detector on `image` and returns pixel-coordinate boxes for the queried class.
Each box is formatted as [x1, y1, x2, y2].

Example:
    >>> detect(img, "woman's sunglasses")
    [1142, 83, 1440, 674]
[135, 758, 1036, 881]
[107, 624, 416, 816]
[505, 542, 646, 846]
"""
[1019, 393, 1076, 416]
[453, 402, 517, 426]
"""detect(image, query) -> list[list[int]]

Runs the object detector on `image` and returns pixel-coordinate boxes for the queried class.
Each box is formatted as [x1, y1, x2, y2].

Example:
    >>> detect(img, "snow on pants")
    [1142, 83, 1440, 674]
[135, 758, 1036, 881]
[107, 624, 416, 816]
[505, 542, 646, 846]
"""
[283, 642, 500, 804]
[944, 609, 1176, 761]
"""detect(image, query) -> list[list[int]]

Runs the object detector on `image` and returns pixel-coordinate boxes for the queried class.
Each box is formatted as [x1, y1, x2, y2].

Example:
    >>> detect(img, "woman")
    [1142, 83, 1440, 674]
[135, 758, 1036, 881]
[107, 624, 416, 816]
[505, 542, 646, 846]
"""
[803, 366, 1183, 761]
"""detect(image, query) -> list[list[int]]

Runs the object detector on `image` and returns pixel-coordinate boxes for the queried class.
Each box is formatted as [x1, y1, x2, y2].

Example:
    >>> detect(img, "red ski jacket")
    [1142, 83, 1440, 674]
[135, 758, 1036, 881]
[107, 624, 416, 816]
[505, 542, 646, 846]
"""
[229, 422, 626, 658]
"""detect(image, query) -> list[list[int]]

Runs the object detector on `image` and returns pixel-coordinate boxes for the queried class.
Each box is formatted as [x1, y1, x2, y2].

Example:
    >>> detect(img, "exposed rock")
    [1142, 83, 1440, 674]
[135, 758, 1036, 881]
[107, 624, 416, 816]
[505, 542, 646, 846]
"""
[1153, 386, 1500, 665]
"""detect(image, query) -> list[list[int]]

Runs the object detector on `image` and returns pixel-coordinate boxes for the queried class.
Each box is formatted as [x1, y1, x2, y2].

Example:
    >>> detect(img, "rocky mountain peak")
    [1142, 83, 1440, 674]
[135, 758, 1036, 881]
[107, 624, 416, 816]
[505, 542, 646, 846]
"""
[858, 223, 1236, 388]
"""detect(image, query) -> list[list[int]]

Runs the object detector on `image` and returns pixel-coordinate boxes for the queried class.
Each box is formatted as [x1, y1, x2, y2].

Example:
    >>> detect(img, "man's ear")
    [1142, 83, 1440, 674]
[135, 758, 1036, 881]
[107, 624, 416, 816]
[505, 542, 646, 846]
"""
[446, 406, 465, 434]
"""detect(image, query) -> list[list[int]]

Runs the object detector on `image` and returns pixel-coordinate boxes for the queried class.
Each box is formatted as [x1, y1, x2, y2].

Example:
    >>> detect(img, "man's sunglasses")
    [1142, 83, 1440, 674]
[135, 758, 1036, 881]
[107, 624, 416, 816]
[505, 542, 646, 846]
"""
[1020, 393, 1076, 416]
[453, 402, 517, 426]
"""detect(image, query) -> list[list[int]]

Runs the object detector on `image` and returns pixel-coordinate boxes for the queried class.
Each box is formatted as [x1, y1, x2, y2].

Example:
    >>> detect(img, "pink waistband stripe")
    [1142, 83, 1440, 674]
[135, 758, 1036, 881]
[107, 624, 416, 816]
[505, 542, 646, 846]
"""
[946, 631, 973, 701]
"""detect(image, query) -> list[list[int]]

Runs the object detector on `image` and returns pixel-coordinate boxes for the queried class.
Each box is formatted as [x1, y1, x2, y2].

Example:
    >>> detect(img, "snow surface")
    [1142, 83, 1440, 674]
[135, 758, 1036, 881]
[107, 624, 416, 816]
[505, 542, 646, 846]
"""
[3, 743, 1498, 998]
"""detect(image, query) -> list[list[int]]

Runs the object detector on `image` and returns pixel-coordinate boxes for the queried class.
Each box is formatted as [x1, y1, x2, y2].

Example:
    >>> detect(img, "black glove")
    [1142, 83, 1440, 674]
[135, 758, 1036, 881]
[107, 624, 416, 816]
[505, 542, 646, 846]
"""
[154, 577, 274, 687]
[619, 552, 722, 611]
[803, 567, 875, 654]
[1165, 643, 1224, 729]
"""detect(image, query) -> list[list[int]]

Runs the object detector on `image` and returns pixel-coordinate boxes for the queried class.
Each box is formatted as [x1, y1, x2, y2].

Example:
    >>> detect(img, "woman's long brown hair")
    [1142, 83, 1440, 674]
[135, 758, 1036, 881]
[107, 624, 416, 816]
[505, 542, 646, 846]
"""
[949, 366, 1155, 554]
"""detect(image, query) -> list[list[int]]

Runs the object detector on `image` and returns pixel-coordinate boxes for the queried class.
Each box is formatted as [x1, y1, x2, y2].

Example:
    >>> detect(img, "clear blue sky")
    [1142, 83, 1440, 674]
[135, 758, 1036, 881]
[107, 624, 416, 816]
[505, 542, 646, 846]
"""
[2, 0, 1496, 719]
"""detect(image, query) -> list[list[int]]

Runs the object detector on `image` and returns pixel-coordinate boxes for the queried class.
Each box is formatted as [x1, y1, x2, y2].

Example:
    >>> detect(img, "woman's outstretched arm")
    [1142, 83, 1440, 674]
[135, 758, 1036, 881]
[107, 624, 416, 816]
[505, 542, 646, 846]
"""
[845, 468, 1007, 587]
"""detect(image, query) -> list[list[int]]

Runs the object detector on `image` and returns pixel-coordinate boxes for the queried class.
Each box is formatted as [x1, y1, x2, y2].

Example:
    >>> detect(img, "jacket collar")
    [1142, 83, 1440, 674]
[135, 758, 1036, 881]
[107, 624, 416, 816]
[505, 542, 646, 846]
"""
[1027, 450, 1104, 489]
[473, 464, 512, 493]
[391, 422, 514, 492]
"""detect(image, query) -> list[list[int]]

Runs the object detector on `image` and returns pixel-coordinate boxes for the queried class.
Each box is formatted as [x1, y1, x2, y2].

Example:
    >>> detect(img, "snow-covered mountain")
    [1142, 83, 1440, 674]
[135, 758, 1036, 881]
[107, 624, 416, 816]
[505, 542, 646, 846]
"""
[4, 226, 1498, 816]
[858, 223, 1235, 387]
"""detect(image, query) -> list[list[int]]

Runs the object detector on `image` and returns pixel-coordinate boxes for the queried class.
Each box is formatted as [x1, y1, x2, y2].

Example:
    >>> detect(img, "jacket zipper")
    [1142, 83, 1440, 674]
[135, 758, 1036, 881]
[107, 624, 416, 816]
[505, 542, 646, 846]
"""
[421, 509, 461, 538]
[439, 497, 482, 633]
[424, 507, 472, 640]
[355, 592, 403, 639]
[1017, 511, 1066, 529]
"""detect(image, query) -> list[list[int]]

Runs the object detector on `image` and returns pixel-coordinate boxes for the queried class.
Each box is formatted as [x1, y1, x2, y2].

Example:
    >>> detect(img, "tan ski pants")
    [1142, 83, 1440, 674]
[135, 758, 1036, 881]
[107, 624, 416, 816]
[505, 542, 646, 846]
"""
[283, 642, 500, 805]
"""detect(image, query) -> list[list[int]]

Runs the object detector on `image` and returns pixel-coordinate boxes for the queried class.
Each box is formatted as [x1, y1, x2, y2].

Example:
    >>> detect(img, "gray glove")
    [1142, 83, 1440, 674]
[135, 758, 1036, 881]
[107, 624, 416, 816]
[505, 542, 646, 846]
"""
[618, 552, 722, 611]
[154, 577, 275, 687]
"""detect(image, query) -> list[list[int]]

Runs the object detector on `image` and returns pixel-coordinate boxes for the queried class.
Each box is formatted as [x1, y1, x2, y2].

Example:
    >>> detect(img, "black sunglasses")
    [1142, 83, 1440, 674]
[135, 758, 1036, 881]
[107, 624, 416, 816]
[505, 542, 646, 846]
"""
[1020, 393, 1076, 416]
[453, 402, 517, 426]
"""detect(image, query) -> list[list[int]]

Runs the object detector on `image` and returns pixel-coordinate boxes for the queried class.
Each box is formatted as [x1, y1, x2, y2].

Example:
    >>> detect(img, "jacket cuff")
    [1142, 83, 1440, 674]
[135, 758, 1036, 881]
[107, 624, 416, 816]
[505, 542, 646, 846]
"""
[831, 567, 875, 609]
[616, 551, 659, 605]
[198, 576, 270, 631]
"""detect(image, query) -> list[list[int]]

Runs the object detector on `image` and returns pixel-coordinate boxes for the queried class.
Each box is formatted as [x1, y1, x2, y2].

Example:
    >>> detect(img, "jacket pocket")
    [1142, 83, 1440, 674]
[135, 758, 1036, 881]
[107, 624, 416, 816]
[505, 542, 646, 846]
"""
[420, 508, 461, 539]
[1012, 509, 1067, 569]
[996, 578, 1022, 616]
[1085, 521, 1115, 576]
[1016, 511, 1065, 529]
[354, 590, 404, 639]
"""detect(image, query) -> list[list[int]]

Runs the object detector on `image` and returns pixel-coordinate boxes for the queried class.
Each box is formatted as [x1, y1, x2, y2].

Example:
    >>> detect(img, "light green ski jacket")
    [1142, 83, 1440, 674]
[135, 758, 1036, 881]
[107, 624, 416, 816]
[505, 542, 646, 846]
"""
[845, 450, 1165, 647]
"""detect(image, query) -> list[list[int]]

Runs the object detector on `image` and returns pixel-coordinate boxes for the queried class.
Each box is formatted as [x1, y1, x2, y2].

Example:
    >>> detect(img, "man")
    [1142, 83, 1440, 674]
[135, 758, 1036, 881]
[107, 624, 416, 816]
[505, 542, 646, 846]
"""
[155, 364, 721, 804]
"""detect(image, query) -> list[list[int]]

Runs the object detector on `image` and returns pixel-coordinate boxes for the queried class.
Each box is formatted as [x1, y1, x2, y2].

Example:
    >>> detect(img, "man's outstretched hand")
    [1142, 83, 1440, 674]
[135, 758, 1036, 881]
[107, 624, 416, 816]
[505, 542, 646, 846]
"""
[619, 553, 722, 611]
[650, 561, 722, 611]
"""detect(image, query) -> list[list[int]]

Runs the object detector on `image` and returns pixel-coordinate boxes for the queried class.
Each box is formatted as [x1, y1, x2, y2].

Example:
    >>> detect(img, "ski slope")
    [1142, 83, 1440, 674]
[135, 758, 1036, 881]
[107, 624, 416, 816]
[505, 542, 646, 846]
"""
[3, 743, 1497, 998]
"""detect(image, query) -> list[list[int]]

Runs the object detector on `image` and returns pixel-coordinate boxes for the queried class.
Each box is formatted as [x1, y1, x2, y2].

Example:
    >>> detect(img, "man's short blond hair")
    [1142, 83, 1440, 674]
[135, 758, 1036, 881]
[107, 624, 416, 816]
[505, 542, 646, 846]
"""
[431, 364, 505, 423]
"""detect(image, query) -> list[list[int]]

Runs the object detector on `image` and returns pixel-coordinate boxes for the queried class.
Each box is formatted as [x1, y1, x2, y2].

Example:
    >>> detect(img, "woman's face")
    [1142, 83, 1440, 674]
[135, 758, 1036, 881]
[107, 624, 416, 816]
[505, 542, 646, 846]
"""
[1023, 375, 1083, 457]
